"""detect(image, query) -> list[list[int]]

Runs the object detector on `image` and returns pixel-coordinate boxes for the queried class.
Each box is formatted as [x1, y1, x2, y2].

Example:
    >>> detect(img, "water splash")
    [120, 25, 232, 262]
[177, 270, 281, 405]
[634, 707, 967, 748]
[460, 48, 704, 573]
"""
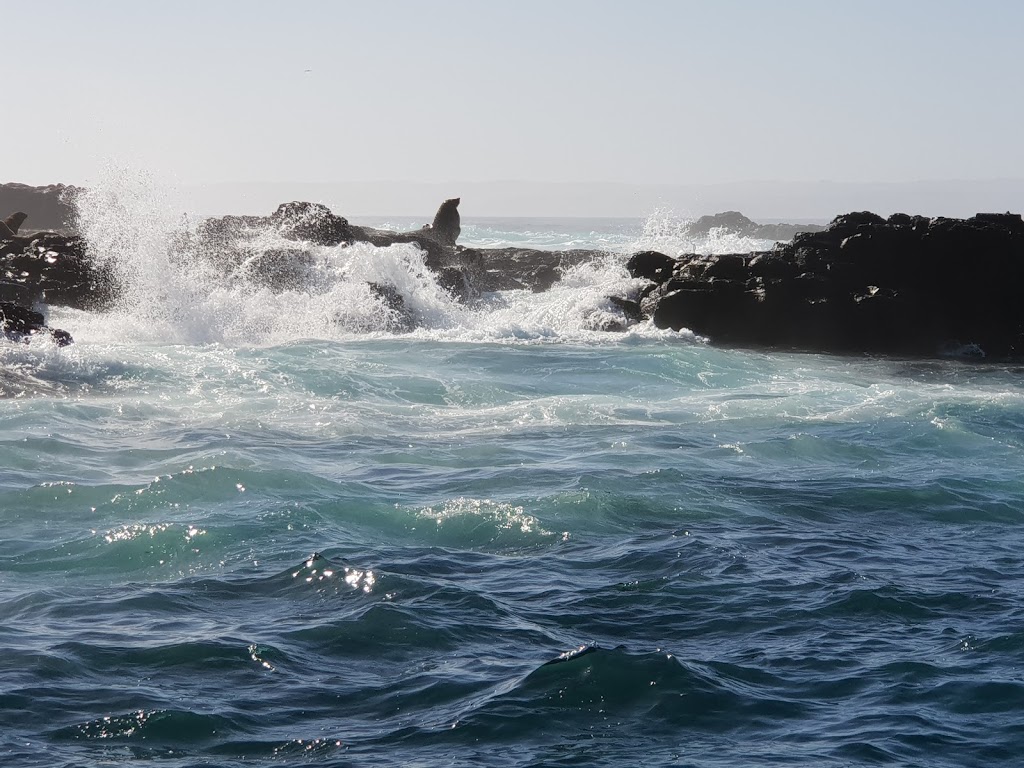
[633, 207, 778, 256]
[65, 168, 699, 347]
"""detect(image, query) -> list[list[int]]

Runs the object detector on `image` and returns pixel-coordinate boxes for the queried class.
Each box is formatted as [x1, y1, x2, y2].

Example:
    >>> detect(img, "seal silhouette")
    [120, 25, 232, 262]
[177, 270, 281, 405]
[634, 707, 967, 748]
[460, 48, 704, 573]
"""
[425, 198, 461, 246]
[3, 212, 28, 235]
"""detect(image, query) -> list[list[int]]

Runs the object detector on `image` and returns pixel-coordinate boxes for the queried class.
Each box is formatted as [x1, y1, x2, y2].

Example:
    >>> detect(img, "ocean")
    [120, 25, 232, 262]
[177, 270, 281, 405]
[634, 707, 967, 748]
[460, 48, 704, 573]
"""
[1, 174, 1023, 767]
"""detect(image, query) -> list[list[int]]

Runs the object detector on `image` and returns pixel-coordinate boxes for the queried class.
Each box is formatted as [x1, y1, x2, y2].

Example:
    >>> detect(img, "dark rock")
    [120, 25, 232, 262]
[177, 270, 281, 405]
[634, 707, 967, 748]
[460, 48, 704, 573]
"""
[827, 211, 887, 239]
[748, 252, 799, 280]
[971, 212, 1024, 232]
[200, 200, 603, 300]
[641, 210, 1024, 359]
[0, 233, 113, 310]
[51, 328, 73, 347]
[270, 201, 351, 246]
[238, 248, 317, 291]
[436, 266, 478, 303]
[626, 250, 675, 283]
[348, 223, 450, 271]
[0, 301, 73, 345]
[189, 203, 352, 291]
[607, 295, 643, 324]
[367, 282, 414, 332]
[887, 212, 913, 228]
[461, 247, 601, 293]
[702, 253, 749, 281]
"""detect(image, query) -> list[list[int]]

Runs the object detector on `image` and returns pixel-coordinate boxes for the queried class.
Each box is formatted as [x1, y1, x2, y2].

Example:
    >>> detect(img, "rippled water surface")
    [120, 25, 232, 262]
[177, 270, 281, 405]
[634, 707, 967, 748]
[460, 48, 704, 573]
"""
[3, 338, 1023, 768]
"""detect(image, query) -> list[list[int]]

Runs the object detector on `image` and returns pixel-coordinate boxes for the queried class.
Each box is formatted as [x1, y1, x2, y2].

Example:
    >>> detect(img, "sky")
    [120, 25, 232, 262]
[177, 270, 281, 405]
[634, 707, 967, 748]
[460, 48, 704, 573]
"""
[6, 1, 1024, 217]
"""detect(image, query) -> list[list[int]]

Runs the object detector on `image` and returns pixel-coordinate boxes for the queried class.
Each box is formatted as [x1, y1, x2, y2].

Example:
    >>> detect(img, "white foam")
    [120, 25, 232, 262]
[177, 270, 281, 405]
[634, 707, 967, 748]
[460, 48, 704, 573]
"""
[61, 167, 699, 348]
[633, 208, 777, 256]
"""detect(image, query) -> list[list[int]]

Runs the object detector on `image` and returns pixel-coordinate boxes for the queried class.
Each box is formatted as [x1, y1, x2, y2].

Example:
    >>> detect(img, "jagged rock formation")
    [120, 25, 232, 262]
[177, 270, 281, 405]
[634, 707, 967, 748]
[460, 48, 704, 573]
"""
[0, 230, 112, 310]
[189, 200, 482, 302]
[628, 211, 1024, 358]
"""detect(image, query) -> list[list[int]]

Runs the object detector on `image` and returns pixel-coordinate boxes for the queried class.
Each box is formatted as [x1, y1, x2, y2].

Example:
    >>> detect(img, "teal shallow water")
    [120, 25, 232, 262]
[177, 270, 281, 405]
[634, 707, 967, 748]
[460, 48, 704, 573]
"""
[2, 336, 1023, 767]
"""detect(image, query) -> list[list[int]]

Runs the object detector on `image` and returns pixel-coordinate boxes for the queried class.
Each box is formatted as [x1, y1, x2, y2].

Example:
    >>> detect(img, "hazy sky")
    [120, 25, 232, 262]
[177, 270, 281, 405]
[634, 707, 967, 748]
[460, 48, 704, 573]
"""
[7, 1, 1024, 215]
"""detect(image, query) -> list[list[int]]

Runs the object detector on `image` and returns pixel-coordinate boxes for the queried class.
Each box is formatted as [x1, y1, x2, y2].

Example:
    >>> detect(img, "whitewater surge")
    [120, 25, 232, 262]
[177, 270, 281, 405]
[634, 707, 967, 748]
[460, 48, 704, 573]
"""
[55, 168, 778, 348]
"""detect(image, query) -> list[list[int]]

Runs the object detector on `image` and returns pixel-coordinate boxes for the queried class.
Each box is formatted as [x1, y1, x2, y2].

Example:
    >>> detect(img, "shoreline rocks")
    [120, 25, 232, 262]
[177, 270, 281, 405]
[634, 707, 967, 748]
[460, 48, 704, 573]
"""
[0, 232, 113, 311]
[627, 211, 1024, 359]
[5, 192, 1024, 359]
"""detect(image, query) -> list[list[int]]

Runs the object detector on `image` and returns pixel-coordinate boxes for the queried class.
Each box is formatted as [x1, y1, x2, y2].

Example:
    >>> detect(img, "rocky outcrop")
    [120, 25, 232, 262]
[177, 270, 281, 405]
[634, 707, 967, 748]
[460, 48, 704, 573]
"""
[0, 208, 92, 343]
[629, 211, 1024, 358]
[0, 301, 72, 346]
[195, 200, 483, 296]
[16, 192, 1023, 357]
[196, 201, 351, 254]
[367, 282, 414, 332]
[1, 231, 113, 310]
[0, 183, 79, 233]
[688, 211, 824, 241]
[460, 247, 604, 293]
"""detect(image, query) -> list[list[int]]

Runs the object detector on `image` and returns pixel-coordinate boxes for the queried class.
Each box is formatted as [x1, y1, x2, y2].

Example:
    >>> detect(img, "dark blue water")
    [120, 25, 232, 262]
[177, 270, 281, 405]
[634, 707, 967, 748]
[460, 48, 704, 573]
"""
[2, 333, 1022, 767]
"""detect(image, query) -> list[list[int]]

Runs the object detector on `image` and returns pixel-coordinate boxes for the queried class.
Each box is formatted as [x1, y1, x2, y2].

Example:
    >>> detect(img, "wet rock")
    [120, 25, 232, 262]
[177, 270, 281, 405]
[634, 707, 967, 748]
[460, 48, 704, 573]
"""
[626, 250, 675, 282]
[0, 301, 73, 345]
[462, 247, 601, 293]
[237, 248, 317, 291]
[606, 295, 643, 324]
[436, 266, 477, 303]
[367, 282, 414, 332]
[0, 232, 113, 310]
[639, 210, 1024, 359]
[270, 202, 351, 246]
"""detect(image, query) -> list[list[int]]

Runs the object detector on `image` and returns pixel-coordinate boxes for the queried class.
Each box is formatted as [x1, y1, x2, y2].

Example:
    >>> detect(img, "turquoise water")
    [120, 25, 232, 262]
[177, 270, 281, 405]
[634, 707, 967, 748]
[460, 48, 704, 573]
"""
[1, 183, 1023, 766]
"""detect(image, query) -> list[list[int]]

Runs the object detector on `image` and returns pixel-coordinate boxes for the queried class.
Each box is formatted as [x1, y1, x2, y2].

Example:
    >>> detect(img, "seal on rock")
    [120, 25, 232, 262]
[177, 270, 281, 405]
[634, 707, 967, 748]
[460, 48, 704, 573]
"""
[3, 212, 28, 235]
[424, 198, 461, 246]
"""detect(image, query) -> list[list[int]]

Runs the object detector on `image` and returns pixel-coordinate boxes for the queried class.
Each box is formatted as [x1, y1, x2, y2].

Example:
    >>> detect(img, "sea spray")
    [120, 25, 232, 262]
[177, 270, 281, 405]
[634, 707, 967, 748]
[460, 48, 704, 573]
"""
[64, 170, 707, 347]
[632, 207, 779, 256]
